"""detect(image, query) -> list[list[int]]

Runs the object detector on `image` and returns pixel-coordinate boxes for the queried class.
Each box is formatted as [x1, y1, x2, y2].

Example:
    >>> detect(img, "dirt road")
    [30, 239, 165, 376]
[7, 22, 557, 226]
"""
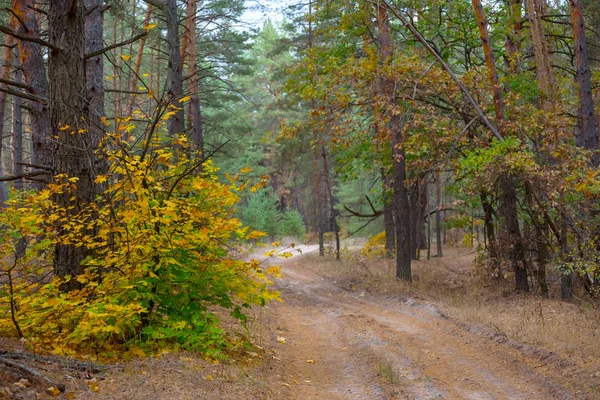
[268, 247, 583, 399]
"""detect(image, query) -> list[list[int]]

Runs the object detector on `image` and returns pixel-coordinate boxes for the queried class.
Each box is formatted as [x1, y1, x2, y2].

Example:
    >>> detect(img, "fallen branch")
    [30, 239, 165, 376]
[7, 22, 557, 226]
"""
[0, 351, 107, 373]
[0, 357, 54, 385]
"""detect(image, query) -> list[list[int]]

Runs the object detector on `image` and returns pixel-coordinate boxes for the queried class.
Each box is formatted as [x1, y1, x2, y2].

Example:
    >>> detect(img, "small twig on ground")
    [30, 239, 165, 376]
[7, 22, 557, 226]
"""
[357, 259, 374, 276]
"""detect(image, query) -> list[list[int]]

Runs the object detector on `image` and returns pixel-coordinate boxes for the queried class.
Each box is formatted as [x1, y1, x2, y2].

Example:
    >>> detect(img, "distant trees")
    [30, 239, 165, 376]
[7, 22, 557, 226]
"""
[275, 0, 600, 298]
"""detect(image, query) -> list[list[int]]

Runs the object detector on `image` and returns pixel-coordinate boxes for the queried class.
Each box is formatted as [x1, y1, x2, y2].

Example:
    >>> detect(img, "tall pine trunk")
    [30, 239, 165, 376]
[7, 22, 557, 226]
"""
[12, 0, 53, 176]
[49, 0, 102, 290]
[377, 5, 411, 281]
[569, 0, 599, 166]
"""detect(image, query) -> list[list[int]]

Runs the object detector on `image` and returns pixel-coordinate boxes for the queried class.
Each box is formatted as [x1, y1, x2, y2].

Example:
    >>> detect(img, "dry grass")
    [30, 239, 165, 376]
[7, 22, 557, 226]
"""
[293, 243, 600, 367]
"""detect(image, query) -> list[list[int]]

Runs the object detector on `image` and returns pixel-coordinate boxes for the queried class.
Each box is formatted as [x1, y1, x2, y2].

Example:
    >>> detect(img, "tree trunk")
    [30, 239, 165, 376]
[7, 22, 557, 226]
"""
[11, 51, 23, 191]
[504, 0, 523, 73]
[124, 6, 153, 118]
[473, 0, 528, 291]
[164, 0, 185, 138]
[49, 0, 101, 290]
[183, 0, 204, 155]
[472, 0, 506, 124]
[435, 171, 443, 257]
[322, 145, 340, 260]
[501, 176, 529, 291]
[377, 4, 411, 280]
[382, 169, 395, 257]
[569, 0, 599, 165]
[526, 0, 555, 106]
[85, 0, 108, 189]
[481, 191, 499, 274]
[0, 20, 15, 204]
[12, 0, 53, 176]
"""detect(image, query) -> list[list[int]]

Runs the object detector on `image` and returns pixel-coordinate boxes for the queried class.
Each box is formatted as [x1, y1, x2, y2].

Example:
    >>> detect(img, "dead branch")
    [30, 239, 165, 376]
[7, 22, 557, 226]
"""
[0, 357, 54, 385]
[0, 352, 106, 374]
[0, 25, 58, 52]
[0, 76, 34, 92]
[0, 85, 46, 103]
[0, 170, 50, 182]
[85, 32, 148, 60]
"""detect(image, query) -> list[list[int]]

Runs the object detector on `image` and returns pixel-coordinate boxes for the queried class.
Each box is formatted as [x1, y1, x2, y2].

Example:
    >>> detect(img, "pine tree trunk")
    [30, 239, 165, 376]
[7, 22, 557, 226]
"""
[11, 52, 23, 191]
[164, 0, 185, 138]
[569, 0, 599, 166]
[125, 6, 153, 117]
[85, 0, 108, 187]
[183, 0, 204, 155]
[49, 0, 102, 290]
[0, 21, 15, 204]
[12, 0, 53, 176]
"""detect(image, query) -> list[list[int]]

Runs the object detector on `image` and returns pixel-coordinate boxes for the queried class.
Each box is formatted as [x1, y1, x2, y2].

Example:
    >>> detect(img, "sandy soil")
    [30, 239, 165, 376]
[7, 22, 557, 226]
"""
[2, 244, 598, 399]
[268, 245, 594, 399]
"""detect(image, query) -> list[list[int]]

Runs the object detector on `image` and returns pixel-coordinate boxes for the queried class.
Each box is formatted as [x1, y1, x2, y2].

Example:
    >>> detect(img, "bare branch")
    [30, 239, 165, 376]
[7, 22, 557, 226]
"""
[84, 32, 148, 60]
[3, 8, 28, 31]
[0, 77, 33, 92]
[0, 170, 50, 182]
[0, 85, 46, 103]
[0, 25, 58, 52]
[26, 6, 48, 16]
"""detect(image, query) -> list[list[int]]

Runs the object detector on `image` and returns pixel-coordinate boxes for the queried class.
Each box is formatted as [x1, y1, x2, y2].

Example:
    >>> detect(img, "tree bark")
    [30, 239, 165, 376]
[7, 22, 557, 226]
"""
[11, 0, 53, 176]
[0, 19, 15, 204]
[125, 6, 153, 118]
[11, 50, 23, 191]
[183, 0, 204, 155]
[322, 145, 340, 260]
[164, 0, 185, 138]
[49, 0, 102, 290]
[377, 4, 411, 281]
[569, 0, 599, 166]
[435, 171, 443, 257]
[382, 169, 395, 257]
[85, 0, 108, 188]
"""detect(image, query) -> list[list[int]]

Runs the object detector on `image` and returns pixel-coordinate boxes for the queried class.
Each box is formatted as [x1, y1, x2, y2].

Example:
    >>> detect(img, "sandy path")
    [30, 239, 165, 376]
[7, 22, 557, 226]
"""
[269, 248, 576, 399]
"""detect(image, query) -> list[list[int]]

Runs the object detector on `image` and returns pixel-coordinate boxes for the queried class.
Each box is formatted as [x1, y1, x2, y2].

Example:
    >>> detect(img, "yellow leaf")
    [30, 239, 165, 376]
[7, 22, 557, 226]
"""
[178, 96, 191, 103]
[47, 387, 62, 396]
[306, 359, 316, 364]
[94, 175, 109, 184]
[240, 166, 252, 173]
[205, 375, 213, 381]
[58, 124, 70, 131]
[143, 23, 157, 31]
[247, 230, 267, 240]
[120, 54, 132, 61]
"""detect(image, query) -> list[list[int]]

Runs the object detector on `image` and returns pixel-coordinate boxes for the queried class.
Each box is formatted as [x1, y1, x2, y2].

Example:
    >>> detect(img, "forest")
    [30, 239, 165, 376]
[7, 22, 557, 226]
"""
[0, 0, 600, 398]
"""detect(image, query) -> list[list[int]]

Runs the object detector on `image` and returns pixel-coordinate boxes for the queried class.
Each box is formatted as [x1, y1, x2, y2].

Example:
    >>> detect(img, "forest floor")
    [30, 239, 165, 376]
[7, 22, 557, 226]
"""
[2, 242, 600, 399]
